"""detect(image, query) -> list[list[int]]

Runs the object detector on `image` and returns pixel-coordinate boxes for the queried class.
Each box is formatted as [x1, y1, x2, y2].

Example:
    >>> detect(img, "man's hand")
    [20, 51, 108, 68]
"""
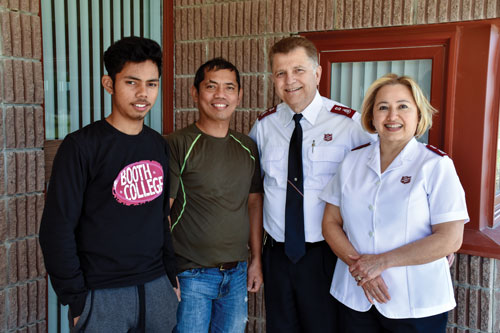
[73, 316, 80, 326]
[247, 260, 263, 293]
[173, 276, 181, 301]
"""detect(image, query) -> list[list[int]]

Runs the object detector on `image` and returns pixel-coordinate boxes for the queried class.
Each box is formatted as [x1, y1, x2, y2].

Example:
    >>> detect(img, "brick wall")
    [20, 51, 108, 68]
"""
[0, 0, 46, 332]
[173, 1, 500, 332]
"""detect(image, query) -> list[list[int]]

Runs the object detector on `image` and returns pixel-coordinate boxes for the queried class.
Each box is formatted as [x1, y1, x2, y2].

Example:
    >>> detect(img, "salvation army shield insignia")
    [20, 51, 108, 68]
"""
[324, 133, 332, 141]
[400, 176, 411, 184]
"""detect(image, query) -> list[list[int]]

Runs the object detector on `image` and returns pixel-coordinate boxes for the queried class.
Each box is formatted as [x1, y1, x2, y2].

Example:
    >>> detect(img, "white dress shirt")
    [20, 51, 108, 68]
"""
[249, 91, 373, 243]
[319, 138, 469, 318]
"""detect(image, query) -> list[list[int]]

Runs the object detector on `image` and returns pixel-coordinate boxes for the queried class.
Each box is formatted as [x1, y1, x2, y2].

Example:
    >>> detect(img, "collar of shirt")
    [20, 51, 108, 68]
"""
[278, 90, 323, 128]
[367, 137, 418, 175]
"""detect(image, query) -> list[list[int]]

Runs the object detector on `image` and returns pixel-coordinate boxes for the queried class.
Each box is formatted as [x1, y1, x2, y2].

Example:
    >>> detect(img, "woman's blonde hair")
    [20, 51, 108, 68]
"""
[360, 73, 437, 138]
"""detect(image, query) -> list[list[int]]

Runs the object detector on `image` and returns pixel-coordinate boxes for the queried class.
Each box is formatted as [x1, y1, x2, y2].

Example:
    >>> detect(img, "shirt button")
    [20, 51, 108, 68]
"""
[368, 205, 373, 211]
[294, 177, 298, 182]
[369, 231, 374, 237]
[376, 180, 381, 186]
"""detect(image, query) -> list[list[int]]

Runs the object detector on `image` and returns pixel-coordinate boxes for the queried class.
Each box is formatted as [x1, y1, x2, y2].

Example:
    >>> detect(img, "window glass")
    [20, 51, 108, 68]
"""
[42, 0, 163, 140]
[331, 59, 432, 143]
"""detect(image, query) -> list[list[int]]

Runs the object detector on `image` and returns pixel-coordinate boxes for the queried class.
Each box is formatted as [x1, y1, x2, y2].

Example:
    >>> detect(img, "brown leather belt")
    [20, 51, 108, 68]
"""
[217, 261, 239, 271]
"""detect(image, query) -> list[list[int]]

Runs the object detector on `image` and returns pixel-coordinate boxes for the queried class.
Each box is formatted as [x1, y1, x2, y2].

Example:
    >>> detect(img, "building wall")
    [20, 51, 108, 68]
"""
[0, 0, 46, 332]
[173, 1, 500, 332]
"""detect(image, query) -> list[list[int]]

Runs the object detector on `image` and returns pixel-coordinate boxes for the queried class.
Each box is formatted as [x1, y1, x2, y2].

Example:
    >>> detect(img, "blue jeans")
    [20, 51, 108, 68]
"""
[174, 261, 248, 333]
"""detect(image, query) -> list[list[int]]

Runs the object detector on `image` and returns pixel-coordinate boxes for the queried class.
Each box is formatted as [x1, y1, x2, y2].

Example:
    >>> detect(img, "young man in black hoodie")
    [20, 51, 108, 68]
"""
[39, 36, 179, 332]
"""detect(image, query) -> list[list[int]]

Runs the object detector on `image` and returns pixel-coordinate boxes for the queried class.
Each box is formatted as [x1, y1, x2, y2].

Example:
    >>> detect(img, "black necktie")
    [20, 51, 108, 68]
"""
[285, 113, 305, 263]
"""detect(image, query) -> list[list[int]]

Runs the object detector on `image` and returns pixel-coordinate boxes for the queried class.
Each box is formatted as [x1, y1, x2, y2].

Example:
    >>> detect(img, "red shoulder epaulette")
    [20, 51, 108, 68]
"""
[258, 106, 277, 121]
[426, 144, 447, 157]
[351, 143, 371, 151]
[330, 105, 355, 119]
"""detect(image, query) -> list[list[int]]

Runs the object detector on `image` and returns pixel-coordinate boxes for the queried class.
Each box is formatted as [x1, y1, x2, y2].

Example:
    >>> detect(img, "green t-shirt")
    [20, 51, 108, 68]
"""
[167, 124, 263, 272]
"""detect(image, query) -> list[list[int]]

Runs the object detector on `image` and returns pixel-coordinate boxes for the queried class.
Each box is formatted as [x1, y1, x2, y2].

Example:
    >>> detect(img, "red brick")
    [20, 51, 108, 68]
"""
[9, 0, 19, 10]
[480, 289, 491, 331]
[3, 60, 14, 102]
[258, 0, 266, 34]
[27, 238, 37, 279]
[15, 106, 26, 148]
[187, 7, 194, 40]
[0, 200, 6, 242]
[20, 0, 28, 11]
[36, 238, 45, 276]
[24, 107, 34, 148]
[35, 151, 44, 191]
[236, 2, 244, 36]
[481, 257, 491, 287]
[174, 8, 181, 41]
[36, 279, 46, 321]
[16, 195, 27, 238]
[34, 106, 43, 148]
[0, 245, 6, 286]
[223, 3, 230, 37]
[7, 287, 18, 329]
[243, 1, 252, 35]
[30, 0, 39, 14]
[0, 155, 4, 196]
[309, 0, 318, 30]
[5, 107, 15, 148]
[8, 242, 17, 283]
[33, 62, 43, 104]
[456, 285, 468, 327]
[194, 6, 201, 39]
[23, 62, 34, 103]
[26, 195, 36, 236]
[13, 59, 25, 103]
[251, 1, 259, 34]
[31, 16, 41, 60]
[7, 197, 17, 239]
[35, 194, 44, 233]
[1, 11, 12, 56]
[0, 289, 5, 331]
[468, 288, 479, 329]
[18, 283, 28, 326]
[10, 11, 21, 56]
[458, 254, 469, 284]
[16, 152, 27, 193]
[37, 320, 47, 333]
[473, 0, 485, 19]
[17, 239, 28, 281]
[403, 0, 413, 25]
[21, 13, 32, 58]
[26, 152, 36, 193]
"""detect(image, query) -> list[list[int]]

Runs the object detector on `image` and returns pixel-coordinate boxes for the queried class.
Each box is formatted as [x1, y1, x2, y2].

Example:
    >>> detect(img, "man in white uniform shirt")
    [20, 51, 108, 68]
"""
[249, 36, 373, 332]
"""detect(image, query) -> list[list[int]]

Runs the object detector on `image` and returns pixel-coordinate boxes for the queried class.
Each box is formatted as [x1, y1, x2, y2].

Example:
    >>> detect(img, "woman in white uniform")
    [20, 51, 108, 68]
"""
[320, 74, 468, 332]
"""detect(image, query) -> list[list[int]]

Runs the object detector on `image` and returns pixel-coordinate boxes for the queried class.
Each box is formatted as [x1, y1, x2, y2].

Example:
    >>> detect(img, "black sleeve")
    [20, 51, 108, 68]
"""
[162, 141, 178, 287]
[38, 136, 88, 318]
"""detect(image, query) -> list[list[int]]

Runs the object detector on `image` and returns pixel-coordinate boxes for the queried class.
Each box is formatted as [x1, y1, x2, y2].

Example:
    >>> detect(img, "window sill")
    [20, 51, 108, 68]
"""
[459, 227, 500, 259]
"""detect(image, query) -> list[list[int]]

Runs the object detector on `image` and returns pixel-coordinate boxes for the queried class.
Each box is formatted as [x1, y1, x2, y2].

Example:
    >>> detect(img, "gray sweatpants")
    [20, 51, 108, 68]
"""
[70, 275, 178, 332]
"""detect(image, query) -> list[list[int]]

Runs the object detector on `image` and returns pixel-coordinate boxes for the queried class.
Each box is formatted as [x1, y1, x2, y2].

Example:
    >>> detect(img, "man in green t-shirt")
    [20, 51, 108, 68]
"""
[167, 58, 264, 332]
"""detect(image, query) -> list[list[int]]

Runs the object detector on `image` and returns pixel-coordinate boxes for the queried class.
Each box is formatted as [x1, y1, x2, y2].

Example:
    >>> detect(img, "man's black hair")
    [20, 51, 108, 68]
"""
[193, 57, 241, 92]
[103, 36, 162, 81]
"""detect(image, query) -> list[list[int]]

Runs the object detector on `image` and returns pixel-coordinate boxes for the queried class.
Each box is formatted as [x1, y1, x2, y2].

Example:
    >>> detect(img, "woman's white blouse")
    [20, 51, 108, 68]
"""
[319, 138, 469, 319]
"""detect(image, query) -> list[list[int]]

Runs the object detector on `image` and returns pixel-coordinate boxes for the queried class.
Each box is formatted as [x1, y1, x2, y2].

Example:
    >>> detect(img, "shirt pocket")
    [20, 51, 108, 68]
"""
[305, 145, 345, 189]
[261, 146, 287, 187]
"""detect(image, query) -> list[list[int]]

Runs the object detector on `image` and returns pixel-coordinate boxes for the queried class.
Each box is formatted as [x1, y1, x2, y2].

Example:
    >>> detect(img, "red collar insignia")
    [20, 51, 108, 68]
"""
[324, 133, 332, 141]
[400, 176, 411, 184]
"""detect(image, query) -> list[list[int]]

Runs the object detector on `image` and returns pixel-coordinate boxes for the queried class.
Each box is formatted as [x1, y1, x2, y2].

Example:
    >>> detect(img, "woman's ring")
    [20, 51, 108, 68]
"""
[356, 276, 362, 281]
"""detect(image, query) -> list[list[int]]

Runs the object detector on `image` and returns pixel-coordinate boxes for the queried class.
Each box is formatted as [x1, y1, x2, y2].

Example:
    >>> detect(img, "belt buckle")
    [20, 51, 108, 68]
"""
[218, 263, 227, 271]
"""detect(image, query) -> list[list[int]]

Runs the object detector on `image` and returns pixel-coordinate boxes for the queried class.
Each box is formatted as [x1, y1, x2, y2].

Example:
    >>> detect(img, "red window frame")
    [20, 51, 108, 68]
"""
[303, 19, 500, 258]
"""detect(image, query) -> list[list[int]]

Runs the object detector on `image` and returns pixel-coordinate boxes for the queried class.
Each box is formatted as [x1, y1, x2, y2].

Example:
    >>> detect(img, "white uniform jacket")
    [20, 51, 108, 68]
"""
[249, 91, 373, 243]
[319, 137, 469, 319]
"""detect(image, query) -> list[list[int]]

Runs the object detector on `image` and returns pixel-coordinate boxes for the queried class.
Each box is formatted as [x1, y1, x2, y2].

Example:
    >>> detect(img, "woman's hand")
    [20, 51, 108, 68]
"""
[348, 254, 388, 285]
[360, 276, 391, 304]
